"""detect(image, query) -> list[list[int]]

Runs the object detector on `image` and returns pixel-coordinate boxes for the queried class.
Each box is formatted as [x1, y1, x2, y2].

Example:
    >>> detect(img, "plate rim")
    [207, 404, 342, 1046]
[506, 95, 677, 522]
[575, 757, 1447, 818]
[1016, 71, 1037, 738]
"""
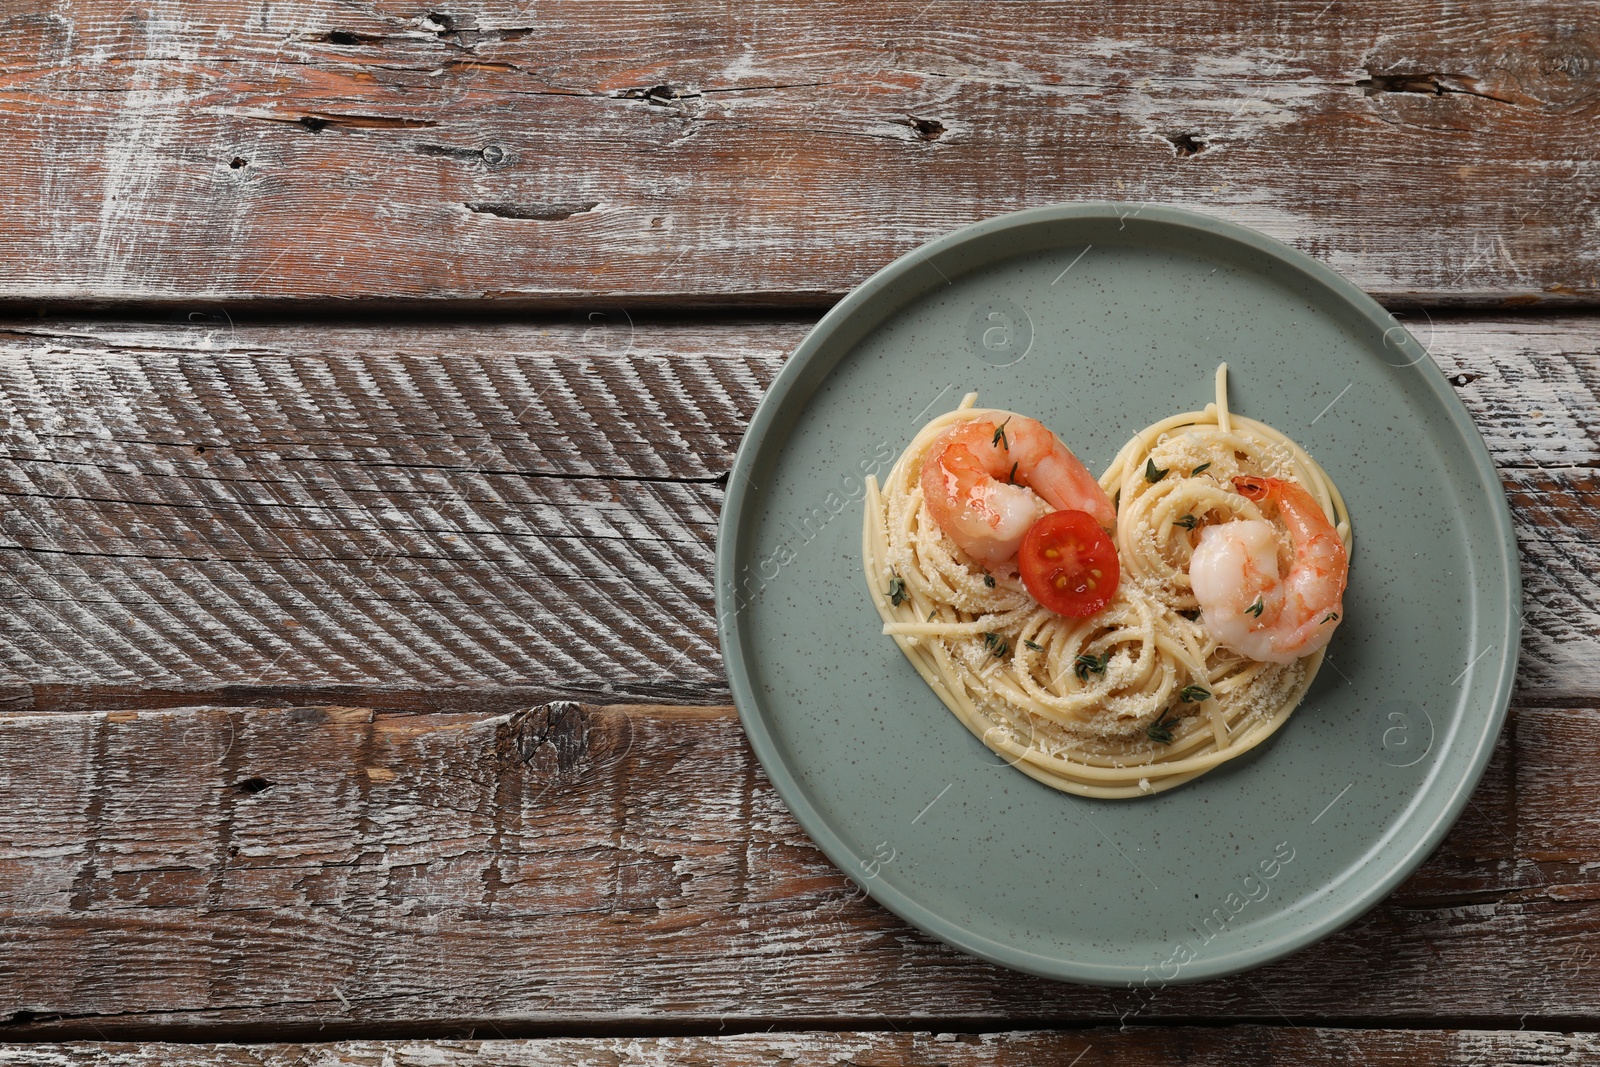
[714, 200, 1522, 985]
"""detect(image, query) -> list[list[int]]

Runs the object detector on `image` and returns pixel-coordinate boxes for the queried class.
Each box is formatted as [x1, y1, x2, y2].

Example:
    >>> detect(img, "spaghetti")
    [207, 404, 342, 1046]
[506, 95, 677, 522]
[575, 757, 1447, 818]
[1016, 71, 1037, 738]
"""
[862, 365, 1352, 798]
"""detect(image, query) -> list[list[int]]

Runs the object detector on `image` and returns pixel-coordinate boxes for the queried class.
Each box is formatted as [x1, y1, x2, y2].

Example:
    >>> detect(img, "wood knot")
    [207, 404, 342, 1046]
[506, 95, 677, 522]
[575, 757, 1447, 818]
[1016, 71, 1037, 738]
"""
[503, 702, 634, 797]
[1522, 36, 1599, 106]
[510, 702, 588, 772]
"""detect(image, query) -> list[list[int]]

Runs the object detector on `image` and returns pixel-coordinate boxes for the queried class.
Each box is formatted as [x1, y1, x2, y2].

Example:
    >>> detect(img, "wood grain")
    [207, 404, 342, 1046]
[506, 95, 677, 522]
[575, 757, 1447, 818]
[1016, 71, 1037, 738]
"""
[0, 316, 1592, 706]
[0, 700, 1593, 1037]
[2, 1, 1597, 305]
[1, 1029, 1598, 1065]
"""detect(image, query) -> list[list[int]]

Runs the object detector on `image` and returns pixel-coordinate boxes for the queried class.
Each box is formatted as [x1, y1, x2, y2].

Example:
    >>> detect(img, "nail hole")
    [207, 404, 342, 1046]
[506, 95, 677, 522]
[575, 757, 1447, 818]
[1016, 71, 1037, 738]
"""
[234, 777, 274, 795]
[229, 157, 248, 169]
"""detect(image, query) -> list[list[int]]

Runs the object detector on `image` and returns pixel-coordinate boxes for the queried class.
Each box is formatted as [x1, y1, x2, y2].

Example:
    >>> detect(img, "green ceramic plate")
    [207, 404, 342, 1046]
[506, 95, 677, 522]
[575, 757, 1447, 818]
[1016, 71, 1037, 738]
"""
[715, 203, 1519, 986]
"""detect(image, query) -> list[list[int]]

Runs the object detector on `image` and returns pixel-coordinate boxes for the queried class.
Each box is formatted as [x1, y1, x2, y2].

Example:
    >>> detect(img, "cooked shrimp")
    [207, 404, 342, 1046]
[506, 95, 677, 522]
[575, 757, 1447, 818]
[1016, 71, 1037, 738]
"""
[920, 415, 1116, 569]
[1188, 475, 1348, 664]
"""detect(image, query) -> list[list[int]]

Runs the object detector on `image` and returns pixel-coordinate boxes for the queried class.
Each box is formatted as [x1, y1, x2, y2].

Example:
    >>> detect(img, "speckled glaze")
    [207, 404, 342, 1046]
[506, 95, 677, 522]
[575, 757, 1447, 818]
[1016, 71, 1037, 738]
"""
[715, 203, 1520, 986]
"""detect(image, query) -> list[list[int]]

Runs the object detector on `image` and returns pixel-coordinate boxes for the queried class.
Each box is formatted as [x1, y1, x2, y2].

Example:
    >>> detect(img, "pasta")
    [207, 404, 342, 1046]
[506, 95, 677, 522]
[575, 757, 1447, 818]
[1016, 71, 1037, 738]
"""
[862, 365, 1352, 798]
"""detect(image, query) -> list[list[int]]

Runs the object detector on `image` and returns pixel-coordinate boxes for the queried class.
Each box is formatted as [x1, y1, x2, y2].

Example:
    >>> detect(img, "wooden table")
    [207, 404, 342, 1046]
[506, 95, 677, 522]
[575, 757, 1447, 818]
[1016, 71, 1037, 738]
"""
[1, 2, 1597, 1063]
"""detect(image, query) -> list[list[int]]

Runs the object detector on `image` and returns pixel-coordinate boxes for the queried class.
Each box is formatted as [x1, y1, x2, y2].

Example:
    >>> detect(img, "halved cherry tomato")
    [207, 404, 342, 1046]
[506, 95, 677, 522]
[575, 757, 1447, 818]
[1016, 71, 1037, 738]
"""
[1018, 509, 1119, 617]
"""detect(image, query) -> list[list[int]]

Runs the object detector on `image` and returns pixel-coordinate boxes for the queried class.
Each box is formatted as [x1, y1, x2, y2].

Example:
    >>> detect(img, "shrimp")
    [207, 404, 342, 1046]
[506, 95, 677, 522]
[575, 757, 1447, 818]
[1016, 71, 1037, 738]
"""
[1188, 475, 1348, 664]
[919, 415, 1116, 569]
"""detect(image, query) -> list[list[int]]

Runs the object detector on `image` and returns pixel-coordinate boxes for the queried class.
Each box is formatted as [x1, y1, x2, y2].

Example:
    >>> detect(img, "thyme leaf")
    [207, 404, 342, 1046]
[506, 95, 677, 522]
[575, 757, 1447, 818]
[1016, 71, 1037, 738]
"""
[982, 631, 1010, 658]
[992, 417, 1011, 450]
[1246, 596, 1265, 618]
[1144, 457, 1168, 483]
[1147, 712, 1181, 745]
[1174, 514, 1199, 530]
[1024, 639, 1045, 652]
[1191, 462, 1212, 476]
[983, 573, 996, 588]
[1322, 611, 1340, 624]
[888, 573, 908, 607]
[1007, 460, 1018, 484]
[1073, 652, 1110, 683]
[1180, 684, 1211, 703]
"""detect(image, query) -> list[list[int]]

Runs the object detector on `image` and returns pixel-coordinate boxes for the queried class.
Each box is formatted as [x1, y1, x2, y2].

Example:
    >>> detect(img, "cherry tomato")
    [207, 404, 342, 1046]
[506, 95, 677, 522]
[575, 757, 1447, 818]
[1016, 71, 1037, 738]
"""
[1018, 510, 1119, 617]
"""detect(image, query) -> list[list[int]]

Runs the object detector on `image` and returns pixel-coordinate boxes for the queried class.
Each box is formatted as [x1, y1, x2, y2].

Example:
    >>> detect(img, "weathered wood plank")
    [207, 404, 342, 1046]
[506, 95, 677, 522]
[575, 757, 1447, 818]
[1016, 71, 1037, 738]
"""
[2, 1029, 1599, 1066]
[2, 1, 1597, 305]
[0, 316, 785, 705]
[0, 701, 1592, 1036]
[0, 315, 1593, 704]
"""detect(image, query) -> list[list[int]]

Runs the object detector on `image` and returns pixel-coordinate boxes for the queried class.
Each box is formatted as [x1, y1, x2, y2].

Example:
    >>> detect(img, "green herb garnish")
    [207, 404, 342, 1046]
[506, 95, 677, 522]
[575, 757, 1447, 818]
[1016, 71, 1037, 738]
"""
[1191, 462, 1212, 476]
[1147, 712, 1181, 745]
[983, 573, 996, 588]
[1024, 639, 1045, 652]
[992, 417, 1011, 450]
[888, 573, 908, 607]
[1321, 611, 1340, 624]
[1007, 460, 1018, 484]
[1180, 684, 1211, 703]
[1073, 652, 1110, 683]
[1246, 596, 1265, 618]
[982, 631, 1009, 658]
[1174, 514, 1199, 530]
[1144, 458, 1168, 483]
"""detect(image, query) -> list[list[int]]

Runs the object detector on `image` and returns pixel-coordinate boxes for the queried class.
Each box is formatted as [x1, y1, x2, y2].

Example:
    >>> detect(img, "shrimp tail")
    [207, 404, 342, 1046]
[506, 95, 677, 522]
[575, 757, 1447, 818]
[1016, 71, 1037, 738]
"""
[1233, 476, 1270, 501]
[1236, 476, 1344, 564]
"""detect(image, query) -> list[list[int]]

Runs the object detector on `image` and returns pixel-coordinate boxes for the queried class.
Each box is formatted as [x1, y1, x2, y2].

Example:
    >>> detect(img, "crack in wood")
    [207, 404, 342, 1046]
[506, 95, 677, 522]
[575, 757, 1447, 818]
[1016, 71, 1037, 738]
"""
[306, 30, 388, 46]
[890, 113, 946, 141]
[416, 142, 494, 161]
[618, 84, 701, 106]
[464, 200, 600, 221]
[1356, 71, 1518, 105]
[258, 114, 443, 133]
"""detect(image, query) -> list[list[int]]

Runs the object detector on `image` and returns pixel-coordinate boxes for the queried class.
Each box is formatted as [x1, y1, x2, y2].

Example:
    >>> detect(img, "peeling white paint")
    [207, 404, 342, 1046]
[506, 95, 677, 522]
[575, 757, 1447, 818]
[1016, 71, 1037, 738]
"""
[90, 6, 205, 292]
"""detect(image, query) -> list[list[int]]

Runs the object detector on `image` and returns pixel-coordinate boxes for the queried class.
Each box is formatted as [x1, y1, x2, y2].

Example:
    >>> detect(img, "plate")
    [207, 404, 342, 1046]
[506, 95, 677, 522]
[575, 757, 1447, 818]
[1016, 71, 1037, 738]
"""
[715, 202, 1519, 986]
